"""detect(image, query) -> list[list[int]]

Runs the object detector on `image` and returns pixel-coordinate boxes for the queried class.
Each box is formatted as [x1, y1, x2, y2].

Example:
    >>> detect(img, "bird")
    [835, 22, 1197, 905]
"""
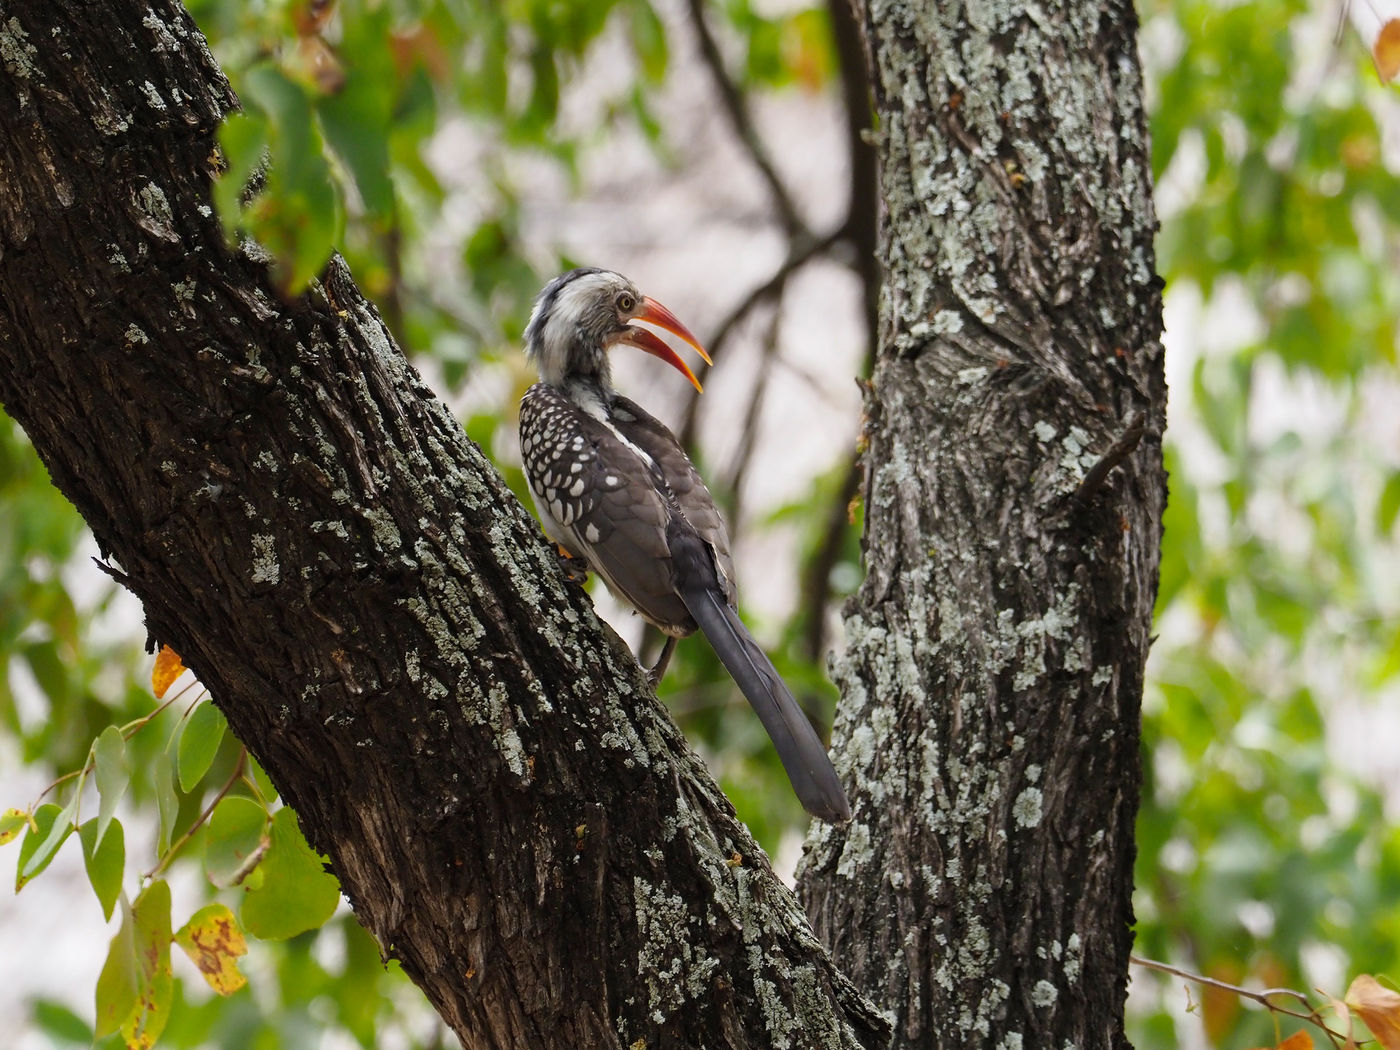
[517, 268, 850, 823]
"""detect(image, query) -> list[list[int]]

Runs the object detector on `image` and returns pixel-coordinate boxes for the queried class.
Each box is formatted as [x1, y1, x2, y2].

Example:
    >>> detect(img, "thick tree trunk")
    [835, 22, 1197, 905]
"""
[798, 1, 1165, 1048]
[0, 3, 886, 1047]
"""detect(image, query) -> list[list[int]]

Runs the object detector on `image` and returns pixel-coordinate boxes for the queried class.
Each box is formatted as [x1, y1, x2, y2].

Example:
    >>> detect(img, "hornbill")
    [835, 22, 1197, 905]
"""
[518, 268, 850, 823]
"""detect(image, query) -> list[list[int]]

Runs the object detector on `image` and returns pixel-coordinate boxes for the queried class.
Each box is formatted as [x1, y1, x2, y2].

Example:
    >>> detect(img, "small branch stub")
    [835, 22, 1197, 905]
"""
[1074, 411, 1147, 503]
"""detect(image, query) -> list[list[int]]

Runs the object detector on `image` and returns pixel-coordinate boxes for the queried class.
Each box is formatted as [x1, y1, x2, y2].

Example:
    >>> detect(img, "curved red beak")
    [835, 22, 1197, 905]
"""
[611, 296, 712, 392]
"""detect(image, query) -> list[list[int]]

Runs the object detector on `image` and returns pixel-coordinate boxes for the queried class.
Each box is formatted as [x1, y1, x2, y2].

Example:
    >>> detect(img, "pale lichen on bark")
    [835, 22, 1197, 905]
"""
[0, 3, 892, 1045]
[800, 0, 1163, 1046]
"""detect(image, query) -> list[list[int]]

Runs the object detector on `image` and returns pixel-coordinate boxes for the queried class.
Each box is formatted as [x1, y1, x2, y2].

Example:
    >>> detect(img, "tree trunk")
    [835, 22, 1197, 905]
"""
[798, 1, 1166, 1048]
[0, 3, 886, 1047]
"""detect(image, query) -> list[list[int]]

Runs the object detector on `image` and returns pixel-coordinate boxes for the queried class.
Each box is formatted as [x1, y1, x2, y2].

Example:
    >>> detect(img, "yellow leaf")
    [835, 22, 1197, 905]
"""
[152, 646, 186, 699]
[1376, 19, 1400, 82]
[1346, 975, 1400, 1050]
[0, 807, 31, 846]
[174, 904, 248, 996]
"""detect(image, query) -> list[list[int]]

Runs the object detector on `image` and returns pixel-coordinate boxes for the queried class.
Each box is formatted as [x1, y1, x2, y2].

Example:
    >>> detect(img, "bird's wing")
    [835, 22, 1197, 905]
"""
[609, 394, 737, 606]
[519, 384, 693, 631]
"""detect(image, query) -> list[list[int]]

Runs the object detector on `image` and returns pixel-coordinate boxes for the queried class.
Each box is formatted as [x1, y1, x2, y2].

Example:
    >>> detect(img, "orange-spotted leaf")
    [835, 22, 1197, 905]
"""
[0, 807, 29, 846]
[1347, 975, 1400, 1050]
[1377, 20, 1400, 82]
[152, 646, 186, 699]
[174, 904, 247, 995]
[122, 880, 174, 1049]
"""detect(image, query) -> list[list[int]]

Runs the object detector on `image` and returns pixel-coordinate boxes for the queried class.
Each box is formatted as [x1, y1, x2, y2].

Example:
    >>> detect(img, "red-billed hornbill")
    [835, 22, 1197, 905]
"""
[519, 268, 850, 823]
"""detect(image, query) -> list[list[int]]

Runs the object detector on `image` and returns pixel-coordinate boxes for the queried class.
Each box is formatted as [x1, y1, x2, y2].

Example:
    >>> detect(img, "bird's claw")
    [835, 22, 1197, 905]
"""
[647, 636, 678, 689]
[556, 546, 589, 585]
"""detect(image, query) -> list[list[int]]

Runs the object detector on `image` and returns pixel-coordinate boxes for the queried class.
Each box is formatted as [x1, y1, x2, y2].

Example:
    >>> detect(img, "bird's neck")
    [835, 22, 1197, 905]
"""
[558, 372, 616, 423]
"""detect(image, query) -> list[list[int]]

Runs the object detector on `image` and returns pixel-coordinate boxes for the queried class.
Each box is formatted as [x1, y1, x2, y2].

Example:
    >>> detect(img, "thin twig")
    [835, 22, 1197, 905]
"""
[721, 306, 781, 526]
[825, 0, 880, 339]
[28, 678, 200, 811]
[1130, 955, 1350, 1047]
[798, 451, 863, 661]
[677, 225, 845, 451]
[683, 0, 807, 237]
[145, 748, 248, 880]
[709, 225, 847, 357]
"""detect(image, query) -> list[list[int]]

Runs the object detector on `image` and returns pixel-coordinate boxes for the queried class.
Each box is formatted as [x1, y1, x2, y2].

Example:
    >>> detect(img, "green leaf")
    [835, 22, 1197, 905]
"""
[317, 8, 396, 219]
[177, 702, 227, 793]
[21, 639, 70, 706]
[319, 93, 395, 217]
[94, 724, 129, 849]
[17, 799, 74, 889]
[154, 751, 179, 856]
[1379, 472, 1400, 535]
[0, 806, 28, 845]
[31, 999, 92, 1045]
[240, 807, 340, 940]
[247, 755, 278, 803]
[79, 817, 125, 921]
[213, 108, 270, 238]
[95, 896, 138, 1039]
[205, 796, 269, 889]
[238, 63, 344, 290]
[629, 2, 669, 82]
[123, 879, 174, 1049]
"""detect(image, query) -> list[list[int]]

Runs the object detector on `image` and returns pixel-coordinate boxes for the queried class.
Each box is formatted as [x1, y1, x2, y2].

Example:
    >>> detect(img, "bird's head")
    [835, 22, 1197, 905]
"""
[524, 268, 711, 392]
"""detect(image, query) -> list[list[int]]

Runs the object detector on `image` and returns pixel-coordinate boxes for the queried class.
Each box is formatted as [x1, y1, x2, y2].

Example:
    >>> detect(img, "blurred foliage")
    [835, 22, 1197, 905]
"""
[1, 0, 1399, 1046]
[1135, 0, 1400, 1046]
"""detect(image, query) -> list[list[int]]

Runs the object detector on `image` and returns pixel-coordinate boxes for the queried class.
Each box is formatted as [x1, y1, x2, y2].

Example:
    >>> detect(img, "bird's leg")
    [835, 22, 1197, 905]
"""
[647, 636, 678, 688]
[556, 545, 590, 585]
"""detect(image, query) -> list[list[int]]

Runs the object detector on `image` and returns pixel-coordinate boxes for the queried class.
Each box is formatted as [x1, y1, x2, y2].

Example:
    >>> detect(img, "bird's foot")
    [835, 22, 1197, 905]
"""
[647, 636, 678, 688]
[556, 546, 590, 585]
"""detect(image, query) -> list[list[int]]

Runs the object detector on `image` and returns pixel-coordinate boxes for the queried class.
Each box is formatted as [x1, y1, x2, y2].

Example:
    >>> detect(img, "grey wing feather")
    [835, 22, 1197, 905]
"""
[609, 395, 736, 604]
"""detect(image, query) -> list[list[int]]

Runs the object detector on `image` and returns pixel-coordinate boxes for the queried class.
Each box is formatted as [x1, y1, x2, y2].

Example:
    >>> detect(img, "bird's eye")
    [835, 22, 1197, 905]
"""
[616, 292, 636, 313]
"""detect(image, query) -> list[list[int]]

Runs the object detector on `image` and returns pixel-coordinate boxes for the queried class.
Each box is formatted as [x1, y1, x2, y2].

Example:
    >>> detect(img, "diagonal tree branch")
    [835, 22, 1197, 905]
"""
[0, 3, 887, 1047]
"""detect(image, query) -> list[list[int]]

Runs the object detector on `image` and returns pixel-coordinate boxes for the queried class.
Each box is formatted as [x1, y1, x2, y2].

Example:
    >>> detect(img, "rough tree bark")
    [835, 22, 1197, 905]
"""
[798, 1, 1166, 1048]
[0, 3, 887, 1048]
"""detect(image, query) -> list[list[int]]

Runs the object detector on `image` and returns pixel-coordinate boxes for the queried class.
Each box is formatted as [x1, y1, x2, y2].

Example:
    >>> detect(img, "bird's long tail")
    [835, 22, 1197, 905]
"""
[668, 527, 851, 823]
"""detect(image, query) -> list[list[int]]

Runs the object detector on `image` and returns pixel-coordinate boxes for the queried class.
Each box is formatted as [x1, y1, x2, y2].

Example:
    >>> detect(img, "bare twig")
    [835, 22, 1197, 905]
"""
[721, 307, 781, 526]
[825, 0, 880, 338]
[683, 0, 807, 237]
[1130, 954, 1349, 1048]
[145, 747, 248, 879]
[677, 225, 845, 451]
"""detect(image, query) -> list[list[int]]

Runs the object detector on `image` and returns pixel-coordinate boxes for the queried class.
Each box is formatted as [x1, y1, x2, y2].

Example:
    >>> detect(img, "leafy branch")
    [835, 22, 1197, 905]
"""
[1131, 954, 1400, 1050]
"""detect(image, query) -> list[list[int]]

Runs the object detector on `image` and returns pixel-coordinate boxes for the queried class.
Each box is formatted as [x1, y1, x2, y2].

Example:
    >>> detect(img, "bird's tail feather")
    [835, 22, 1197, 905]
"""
[669, 529, 850, 823]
